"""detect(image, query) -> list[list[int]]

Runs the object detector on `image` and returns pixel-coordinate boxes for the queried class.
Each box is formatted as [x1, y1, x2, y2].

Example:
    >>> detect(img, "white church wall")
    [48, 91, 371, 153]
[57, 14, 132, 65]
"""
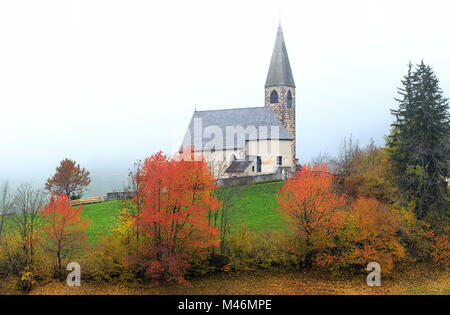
[201, 148, 245, 179]
[245, 139, 294, 174]
[198, 139, 293, 179]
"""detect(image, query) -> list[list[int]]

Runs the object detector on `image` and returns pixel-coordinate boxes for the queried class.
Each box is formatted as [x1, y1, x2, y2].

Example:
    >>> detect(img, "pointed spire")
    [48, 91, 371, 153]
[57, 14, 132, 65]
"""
[265, 24, 295, 88]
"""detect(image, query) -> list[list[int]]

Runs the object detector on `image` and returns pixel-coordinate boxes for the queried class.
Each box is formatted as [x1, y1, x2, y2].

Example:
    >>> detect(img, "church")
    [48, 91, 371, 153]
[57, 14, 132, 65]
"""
[181, 24, 297, 180]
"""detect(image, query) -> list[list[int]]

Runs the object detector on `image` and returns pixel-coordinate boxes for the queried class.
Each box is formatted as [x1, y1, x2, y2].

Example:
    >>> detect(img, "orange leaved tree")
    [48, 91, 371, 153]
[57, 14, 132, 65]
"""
[132, 150, 220, 283]
[348, 197, 405, 272]
[276, 164, 346, 266]
[40, 194, 90, 276]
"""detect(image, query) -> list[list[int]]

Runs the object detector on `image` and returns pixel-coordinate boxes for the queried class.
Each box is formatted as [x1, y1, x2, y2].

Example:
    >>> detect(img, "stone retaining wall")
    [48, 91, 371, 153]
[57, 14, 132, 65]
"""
[216, 167, 291, 187]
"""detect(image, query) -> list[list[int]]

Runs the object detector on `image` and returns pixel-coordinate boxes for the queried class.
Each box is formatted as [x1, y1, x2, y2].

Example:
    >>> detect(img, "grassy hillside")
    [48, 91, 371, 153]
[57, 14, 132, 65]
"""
[80, 180, 287, 243]
[227, 180, 287, 233]
[82, 200, 122, 244]
[0, 181, 287, 245]
[0, 199, 123, 245]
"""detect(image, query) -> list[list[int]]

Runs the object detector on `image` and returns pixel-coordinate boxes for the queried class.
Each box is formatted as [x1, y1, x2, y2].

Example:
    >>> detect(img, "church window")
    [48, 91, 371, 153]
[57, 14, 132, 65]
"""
[277, 156, 282, 166]
[270, 90, 278, 103]
[256, 156, 262, 172]
[287, 90, 292, 108]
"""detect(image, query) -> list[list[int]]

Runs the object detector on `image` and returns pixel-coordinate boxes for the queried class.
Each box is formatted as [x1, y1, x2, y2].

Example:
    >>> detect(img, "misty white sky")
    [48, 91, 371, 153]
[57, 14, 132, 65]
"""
[1, 0, 449, 196]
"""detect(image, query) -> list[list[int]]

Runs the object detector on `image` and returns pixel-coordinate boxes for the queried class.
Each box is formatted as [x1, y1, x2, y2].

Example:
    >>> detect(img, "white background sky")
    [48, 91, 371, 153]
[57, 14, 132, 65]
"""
[1, 0, 449, 196]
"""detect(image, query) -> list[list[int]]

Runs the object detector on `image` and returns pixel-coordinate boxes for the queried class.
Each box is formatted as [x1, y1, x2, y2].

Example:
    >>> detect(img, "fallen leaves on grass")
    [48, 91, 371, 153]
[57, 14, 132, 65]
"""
[29, 266, 449, 295]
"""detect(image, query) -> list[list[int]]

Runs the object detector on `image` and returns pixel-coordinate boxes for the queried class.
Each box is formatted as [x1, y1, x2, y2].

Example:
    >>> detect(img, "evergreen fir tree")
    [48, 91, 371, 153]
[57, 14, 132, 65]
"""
[387, 61, 449, 224]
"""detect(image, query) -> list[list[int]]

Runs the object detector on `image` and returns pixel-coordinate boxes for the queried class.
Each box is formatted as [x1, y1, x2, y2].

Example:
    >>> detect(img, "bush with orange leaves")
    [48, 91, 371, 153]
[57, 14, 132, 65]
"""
[277, 164, 407, 273]
[430, 234, 449, 268]
[346, 198, 405, 273]
[319, 197, 405, 274]
[276, 164, 346, 267]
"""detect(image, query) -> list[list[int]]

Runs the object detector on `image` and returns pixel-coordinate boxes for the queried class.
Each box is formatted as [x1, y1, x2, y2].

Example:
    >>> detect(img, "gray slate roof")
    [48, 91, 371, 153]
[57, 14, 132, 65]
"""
[265, 24, 295, 88]
[225, 160, 253, 173]
[181, 107, 293, 151]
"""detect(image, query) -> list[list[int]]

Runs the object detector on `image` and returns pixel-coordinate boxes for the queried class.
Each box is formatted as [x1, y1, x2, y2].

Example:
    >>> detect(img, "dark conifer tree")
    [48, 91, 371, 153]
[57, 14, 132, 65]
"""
[387, 61, 449, 224]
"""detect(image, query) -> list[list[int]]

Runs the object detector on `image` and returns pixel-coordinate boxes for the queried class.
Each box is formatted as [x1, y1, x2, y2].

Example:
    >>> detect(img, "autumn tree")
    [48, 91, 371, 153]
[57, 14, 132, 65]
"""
[276, 164, 346, 267]
[340, 140, 398, 203]
[0, 181, 13, 237]
[336, 135, 360, 180]
[121, 159, 145, 255]
[40, 194, 90, 276]
[45, 158, 91, 199]
[12, 183, 46, 264]
[310, 151, 333, 167]
[131, 150, 220, 283]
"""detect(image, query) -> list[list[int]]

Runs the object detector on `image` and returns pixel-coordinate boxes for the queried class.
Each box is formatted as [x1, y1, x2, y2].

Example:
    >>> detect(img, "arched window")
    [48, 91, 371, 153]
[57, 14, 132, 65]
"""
[287, 90, 292, 108]
[270, 90, 278, 103]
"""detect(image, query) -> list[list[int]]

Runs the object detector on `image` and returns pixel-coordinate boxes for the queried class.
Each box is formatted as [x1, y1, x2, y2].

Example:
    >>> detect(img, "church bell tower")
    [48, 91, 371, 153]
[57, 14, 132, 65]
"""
[265, 24, 296, 162]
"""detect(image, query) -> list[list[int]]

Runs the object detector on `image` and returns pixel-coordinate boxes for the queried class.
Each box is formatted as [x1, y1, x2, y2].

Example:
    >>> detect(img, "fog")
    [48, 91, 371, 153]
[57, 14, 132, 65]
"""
[1, 0, 449, 196]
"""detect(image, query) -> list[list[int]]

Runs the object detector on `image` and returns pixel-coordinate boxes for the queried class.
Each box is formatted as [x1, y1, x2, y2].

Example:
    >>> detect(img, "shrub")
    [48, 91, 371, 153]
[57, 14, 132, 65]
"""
[0, 233, 53, 281]
[70, 193, 82, 200]
[321, 198, 405, 274]
[16, 267, 35, 293]
[394, 202, 435, 262]
[84, 208, 141, 283]
[430, 234, 449, 268]
[0, 234, 28, 277]
[224, 225, 296, 271]
[84, 234, 138, 283]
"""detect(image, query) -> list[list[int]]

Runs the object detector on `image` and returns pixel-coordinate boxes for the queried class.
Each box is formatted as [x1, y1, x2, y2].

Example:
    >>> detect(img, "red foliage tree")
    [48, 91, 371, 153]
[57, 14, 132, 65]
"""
[40, 194, 90, 275]
[45, 158, 91, 199]
[276, 164, 346, 266]
[132, 150, 220, 283]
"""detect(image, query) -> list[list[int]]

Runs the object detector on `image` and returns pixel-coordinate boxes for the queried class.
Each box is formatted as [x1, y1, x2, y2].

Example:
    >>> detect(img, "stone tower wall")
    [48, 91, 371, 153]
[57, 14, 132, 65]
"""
[265, 86, 296, 163]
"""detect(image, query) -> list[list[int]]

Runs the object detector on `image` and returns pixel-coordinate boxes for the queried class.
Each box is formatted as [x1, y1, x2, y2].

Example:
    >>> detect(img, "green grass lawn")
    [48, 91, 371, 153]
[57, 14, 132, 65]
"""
[81, 200, 122, 244]
[81, 181, 288, 243]
[226, 180, 288, 233]
[1, 199, 123, 245]
[1, 181, 288, 245]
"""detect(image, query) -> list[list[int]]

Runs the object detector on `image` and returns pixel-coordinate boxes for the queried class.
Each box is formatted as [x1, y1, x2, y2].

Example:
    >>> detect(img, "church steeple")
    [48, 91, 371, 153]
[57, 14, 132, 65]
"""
[265, 24, 295, 88]
[265, 24, 296, 162]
